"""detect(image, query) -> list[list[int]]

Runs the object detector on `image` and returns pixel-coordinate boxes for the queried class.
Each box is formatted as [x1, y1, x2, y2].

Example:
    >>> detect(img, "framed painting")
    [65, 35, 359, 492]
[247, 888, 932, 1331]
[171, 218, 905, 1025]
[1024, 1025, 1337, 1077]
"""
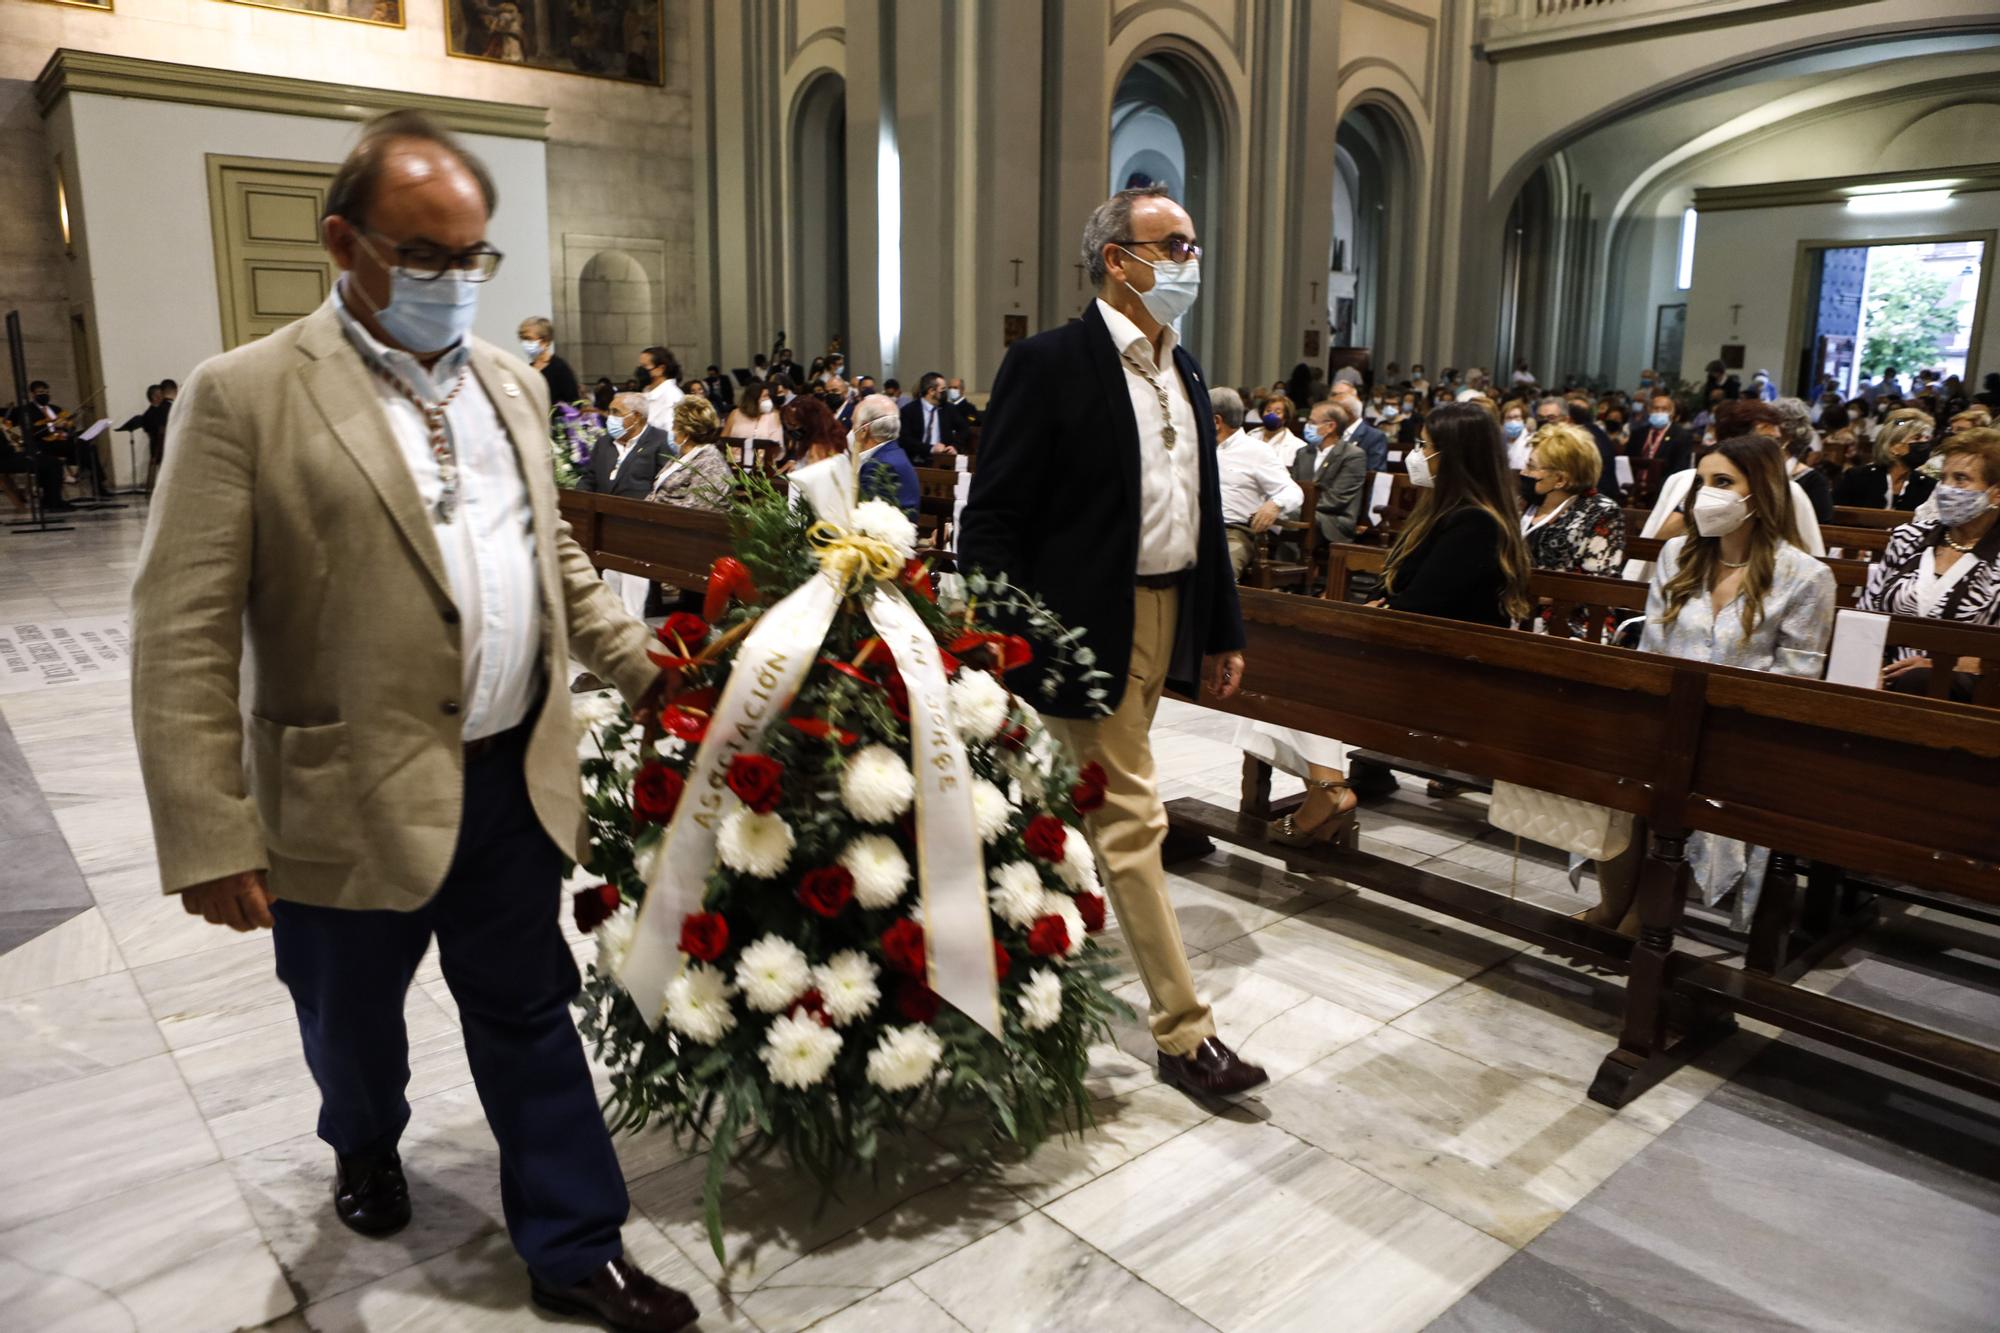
[222, 0, 404, 27]
[447, 0, 663, 85]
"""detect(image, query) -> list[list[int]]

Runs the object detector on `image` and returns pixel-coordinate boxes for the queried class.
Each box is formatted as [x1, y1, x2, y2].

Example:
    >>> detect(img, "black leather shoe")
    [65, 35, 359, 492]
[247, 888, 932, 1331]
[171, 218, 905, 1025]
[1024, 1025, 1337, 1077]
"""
[1158, 1037, 1270, 1100]
[333, 1148, 411, 1237]
[530, 1257, 700, 1332]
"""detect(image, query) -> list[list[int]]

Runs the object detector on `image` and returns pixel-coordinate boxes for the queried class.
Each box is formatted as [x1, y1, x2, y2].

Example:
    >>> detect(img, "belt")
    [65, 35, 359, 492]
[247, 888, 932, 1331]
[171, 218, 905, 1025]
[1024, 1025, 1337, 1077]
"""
[464, 719, 532, 761]
[1135, 571, 1190, 590]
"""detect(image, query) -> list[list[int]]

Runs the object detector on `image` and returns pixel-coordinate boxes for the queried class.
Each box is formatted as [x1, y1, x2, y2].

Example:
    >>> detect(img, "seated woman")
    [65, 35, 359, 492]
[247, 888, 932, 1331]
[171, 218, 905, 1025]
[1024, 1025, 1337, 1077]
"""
[1520, 421, 1626, 576]
[1625, 400, 1826, 577]
[1833, 409, 1937, 512]
[777, 394, 849, 475]
[1588, 435, 1835, 935]
[1255, 394, 1309, 468]
[1242, 401, 1531, 845]
[722, 382, 785, 467]
[1772, 396, 1833, 523]
[1859, 427, 2000, 701]
[647, 396, 734, 511]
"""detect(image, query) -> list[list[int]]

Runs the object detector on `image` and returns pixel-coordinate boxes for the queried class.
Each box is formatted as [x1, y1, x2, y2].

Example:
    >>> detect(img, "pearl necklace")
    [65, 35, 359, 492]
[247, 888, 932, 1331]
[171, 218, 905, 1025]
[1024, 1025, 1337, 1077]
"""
[1945, 531, 1981, 554]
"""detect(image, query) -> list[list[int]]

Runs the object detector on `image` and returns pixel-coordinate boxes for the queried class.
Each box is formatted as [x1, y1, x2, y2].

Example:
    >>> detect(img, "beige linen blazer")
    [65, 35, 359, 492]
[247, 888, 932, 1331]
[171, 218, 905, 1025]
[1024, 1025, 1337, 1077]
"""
[131, 302, 658, 910]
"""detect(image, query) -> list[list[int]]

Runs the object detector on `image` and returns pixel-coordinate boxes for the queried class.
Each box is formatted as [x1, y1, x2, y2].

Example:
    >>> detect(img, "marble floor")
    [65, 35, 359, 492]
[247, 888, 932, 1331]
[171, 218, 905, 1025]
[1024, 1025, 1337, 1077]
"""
[2, 502, 1993, 1332]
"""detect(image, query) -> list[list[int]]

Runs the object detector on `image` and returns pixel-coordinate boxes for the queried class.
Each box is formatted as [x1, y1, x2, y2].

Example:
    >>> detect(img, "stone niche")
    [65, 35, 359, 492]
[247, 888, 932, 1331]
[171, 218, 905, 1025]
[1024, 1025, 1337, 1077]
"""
[562, 233, 668, 385]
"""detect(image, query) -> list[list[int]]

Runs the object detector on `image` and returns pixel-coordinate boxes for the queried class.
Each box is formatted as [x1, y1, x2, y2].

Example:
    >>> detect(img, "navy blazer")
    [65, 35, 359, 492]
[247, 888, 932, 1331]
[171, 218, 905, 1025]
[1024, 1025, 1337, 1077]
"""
[861, 439, 922, 517]
[958, 302, 1245, 717]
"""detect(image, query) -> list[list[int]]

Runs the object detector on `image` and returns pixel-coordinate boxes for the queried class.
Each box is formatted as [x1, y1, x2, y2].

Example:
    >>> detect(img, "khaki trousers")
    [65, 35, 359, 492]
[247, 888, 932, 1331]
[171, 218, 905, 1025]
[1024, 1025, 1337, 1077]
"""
[1045, 585, 1214, 1055]
[1224, 527, 1255, 581]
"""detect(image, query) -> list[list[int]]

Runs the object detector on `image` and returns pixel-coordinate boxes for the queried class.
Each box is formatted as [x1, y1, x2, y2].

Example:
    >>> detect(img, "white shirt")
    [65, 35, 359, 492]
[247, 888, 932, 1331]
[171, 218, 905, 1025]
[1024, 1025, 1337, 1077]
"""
[923, 401, 942, 445]
[1095, 298, 1201, 575]
[645, 378, 684, 443]
[332, 289, 543, 741]
[1215, 428, 1303, 527]
[1264, 428, 1309, 468]
[1916, 546, 1977, 618]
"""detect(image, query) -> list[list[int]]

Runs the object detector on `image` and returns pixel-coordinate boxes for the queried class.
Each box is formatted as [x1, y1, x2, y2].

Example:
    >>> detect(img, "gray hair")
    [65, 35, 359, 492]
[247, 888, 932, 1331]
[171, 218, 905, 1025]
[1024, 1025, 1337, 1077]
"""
[1771, 396, 1816, 460]
[1209, 386, 1244, 427]
[1326, 397, 1358, 428]
[1081, 185, 1172, 288]
[610, 391, 647, 419]
[853, 393, 901, 446]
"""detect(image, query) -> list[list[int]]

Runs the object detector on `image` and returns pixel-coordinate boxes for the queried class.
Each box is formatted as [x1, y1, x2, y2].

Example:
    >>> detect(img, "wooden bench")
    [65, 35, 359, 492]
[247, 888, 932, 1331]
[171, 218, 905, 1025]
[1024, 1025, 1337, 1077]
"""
[1833, 505, 1904, 530]
[914, 466, 960, 557]
[1246, 479, 1321, 593]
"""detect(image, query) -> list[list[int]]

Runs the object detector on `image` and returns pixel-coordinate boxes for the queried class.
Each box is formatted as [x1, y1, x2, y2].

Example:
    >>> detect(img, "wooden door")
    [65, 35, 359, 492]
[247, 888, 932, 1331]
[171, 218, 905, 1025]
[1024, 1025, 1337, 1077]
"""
[207, 155, 337, 350]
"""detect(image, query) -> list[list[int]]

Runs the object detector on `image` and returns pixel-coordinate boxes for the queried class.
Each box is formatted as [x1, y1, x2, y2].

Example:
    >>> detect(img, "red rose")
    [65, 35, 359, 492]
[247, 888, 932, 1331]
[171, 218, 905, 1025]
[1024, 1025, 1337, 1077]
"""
[997, 720, 1029, 753]
[1027, 913, 1071, 957]
[1071, 777, 1106, 815]
[1079, 762, 1107, 789]
[725, 754, 784, 814]
[1075, 892, 1107, 934]
[659, 612, 710, 650]
[881, 919, 926, 975]
[1024, 814, 1068, 863]
[797, 866, 855, 918]
[572, 883, 620, 933]
[632, 763, 684, 825]
[896, 978, 941, 1024]
[662, 709, 708, 743]
[678, 911, 729, 961]
[993, 941, 1012, 980]
[789, 987, 833, 1027]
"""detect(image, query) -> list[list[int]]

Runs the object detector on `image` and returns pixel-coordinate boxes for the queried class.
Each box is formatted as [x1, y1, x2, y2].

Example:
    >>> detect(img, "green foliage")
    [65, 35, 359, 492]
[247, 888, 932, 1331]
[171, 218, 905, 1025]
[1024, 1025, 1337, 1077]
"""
[1860, 252, 1961, 380]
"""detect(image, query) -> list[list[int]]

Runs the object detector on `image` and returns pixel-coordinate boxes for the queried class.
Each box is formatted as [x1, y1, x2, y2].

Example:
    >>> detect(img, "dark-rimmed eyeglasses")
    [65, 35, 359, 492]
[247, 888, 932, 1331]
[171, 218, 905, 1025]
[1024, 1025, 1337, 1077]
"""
[1116, 236, 1203, 264]
[361, 231, 505, 282]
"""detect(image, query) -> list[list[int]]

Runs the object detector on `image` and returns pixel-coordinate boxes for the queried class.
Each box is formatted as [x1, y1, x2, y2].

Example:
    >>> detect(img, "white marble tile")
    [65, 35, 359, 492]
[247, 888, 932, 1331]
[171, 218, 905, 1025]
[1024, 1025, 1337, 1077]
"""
[97, 885, 267, 970]
[0, 1054, 219, 1230]
[934, 1082, 1210, 1209]
[1045, 1115, 1511, 1333]
[0, 1162, 294, 1333]
[1209, 895, 1516, 1022]
[805, 1279, 966, 1333]
[911, 1211, 1210, 1332]
[49, 801, 160, 895]
[0, 969, 165, 1098]
[131, 933, 298, 1050]
[1259, 1027, 1658, 1247]
[0, 906, 123, 1001]
[1391, 958, 1768, 1135]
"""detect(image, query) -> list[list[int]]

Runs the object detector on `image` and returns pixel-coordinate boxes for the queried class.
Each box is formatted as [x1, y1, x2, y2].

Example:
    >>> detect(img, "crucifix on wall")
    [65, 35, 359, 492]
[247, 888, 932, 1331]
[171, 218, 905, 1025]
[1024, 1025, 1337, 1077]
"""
[1009, 259, 1023, 288]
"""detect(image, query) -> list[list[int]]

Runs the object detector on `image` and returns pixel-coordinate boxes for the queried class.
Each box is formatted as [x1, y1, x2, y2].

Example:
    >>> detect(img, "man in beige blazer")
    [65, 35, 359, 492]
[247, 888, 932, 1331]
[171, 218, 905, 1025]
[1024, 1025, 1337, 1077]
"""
[130, 111, 696, 1333]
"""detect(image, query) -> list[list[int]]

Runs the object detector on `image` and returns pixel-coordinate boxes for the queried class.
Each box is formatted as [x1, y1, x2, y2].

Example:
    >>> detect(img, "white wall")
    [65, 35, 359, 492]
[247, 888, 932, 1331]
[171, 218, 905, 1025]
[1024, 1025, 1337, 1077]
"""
[59, 91, 547, 484]
[1686, 193, 2000, 397]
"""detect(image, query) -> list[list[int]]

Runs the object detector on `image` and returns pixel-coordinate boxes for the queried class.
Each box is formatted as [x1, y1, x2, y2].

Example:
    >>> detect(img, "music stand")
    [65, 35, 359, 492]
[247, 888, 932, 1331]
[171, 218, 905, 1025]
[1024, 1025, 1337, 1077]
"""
[62, 419, 128, 513]
[112, 414, 152, 496]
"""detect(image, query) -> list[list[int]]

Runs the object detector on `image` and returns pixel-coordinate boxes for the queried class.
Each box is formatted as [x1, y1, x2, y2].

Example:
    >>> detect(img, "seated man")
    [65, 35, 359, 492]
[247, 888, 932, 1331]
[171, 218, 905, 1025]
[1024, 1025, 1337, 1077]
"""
[1296, 398, 1368, 547]
[1211, 387, 1302, 579]
[1, 418, 69, 512]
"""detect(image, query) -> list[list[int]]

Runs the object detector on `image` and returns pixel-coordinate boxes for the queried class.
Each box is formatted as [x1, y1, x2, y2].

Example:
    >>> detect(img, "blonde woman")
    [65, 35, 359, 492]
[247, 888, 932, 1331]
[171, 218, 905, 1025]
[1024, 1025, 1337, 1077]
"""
[648, 396, 734, 511]
[1519, 422, 1625, 575]
[1834, 409, 1937, 511]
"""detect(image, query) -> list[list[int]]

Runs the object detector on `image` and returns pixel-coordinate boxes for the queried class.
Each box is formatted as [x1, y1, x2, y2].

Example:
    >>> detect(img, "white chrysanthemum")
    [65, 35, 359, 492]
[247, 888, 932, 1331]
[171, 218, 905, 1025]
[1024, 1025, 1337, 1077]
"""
[1057, 833, 1100, 894]
[842, 745, 915, 823]
[851, 498, 919, 563]
[989, 861, 1048, 928]
[594, 903, 639, 974]
[1049, 896, 1087, 959]
[949, 668, 1011, 743]
[841, 834, 911, 909]
[611, 733, 646, 781]
[735, 934, 812, 1013]
[573, 691, 622, 732]
[718, 807, 795, 878]
[866, 1024, 944, 1092]
[971, 778, 1015, 844]
[664, 963, 737, 1044]
[1019, 969, 1063, 1031]
[761, 1012, 844, 1089]
[812, 950, 881, 1027]
[653, 734, 688, 762]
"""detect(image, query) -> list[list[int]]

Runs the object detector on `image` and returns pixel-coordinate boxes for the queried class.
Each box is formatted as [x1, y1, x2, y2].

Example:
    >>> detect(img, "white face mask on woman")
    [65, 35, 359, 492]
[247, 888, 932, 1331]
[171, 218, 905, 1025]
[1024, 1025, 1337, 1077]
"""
[1690, 485, 1750, 538]
[757, 398, 774, 415]
[1407, 445, 1438, 489]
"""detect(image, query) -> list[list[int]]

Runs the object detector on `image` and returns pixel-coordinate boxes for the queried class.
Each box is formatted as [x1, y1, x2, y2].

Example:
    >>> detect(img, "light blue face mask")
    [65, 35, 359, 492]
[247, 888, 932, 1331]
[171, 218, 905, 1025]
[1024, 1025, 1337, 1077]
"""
[1648, 411, 1671, 429]
[605, 414, 628, 441]
[353, 236, 482, 354]
[1303, 423, 1322, 445]
[1119, 247, 1201, 326]
[1502, 420, 1525, 440]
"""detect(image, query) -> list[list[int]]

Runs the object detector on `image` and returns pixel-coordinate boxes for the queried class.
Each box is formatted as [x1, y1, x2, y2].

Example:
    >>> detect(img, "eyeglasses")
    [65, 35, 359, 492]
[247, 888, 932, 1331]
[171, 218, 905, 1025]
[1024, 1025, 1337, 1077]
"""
[361, 231, 505, 282]
[1116, 236, 1203, 264]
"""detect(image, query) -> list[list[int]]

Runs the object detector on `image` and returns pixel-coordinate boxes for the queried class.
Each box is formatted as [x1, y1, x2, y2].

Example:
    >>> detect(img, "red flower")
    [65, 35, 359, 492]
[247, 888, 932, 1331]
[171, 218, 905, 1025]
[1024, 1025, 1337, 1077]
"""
[997, 720, 1029, 753]
[787, 716, 859, 746]
[858, 637, 896, 669]
[1027, 913, 1071, 957]
[902, 558, 936, 602]
[1071, 773, 1107, 815]
[797, 866, 855, 918]
[789, 987, 833, 1027]
[725, 754, 784, 814]
[679, 911, 729, 961]
[896, 978, 941, 1024]
[662, 709, 708, 743]
[703, 556, 759, 621]
[1079, 762, 1107, 789]
[659, 612, 710, 650]
[882, 672, 910, 722]
[1024, 814, 1068, 863]
[1075, 892, 1107, 934]
[572, 883, 620, 933]
[674, 685, 720, 713]
[881, 919, 926, 975]
[632, 763, 684, 825]
[993, 941, 1012, 980]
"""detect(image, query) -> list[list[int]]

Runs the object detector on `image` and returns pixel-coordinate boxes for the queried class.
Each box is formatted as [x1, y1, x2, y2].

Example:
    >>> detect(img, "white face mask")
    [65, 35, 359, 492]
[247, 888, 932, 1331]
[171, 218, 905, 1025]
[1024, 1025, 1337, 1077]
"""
[757, 399, 773, 415]
[1690, 484, 1750, 538]
[1118, 247, 1201, 326]
[1407, 445, 1438, 489]
[945, 388, 964, 404]
[521, 339, 545, 360]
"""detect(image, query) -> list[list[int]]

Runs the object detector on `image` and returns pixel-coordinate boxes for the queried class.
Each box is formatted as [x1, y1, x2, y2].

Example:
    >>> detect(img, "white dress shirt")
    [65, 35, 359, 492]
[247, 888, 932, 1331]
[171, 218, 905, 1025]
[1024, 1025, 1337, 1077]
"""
[332, 289, 543, 741]
[645, 377, 684, 444]
[1095, 298, 1200, 575]
[1216, 427, 1302, 526]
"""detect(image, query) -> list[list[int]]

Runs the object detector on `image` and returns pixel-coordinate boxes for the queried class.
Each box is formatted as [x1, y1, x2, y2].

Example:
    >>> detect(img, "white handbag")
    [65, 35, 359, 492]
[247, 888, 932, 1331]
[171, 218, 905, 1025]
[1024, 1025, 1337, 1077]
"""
[1487, 780, 1634, 862]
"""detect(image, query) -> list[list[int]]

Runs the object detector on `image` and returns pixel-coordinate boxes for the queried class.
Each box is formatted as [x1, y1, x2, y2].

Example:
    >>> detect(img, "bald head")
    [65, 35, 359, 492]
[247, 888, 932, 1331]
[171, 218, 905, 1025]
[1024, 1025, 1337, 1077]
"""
[853, 393, 901, 446]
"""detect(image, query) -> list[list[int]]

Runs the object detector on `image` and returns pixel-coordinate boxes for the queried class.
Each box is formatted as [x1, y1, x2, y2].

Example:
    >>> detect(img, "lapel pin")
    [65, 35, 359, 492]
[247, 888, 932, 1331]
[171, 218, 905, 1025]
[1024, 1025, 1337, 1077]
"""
[502, 381, 521, 397]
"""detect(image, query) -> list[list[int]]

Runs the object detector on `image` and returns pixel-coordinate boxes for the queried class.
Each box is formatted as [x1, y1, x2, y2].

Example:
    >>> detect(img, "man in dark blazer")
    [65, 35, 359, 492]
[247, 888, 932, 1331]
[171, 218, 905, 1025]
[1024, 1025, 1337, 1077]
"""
[898, 371, 967, 466]
[1625, 389, 1695, 505]
[959, 185, 1266, 1101]
[1297, 399, 1369, 545]
[574, 392, 672, 499]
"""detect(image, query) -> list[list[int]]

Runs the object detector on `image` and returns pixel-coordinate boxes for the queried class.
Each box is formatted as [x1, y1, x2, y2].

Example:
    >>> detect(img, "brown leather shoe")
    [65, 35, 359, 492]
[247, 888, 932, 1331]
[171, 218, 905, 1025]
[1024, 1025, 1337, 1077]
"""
[530, 1257, 699, 1332]
[1158, 1037, 1269, 1099]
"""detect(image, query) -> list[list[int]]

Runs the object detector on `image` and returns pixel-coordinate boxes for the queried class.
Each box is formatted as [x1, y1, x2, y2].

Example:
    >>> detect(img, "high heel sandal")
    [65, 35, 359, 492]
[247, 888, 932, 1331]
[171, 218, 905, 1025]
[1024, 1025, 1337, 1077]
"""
[1267, 780, 1360, 847]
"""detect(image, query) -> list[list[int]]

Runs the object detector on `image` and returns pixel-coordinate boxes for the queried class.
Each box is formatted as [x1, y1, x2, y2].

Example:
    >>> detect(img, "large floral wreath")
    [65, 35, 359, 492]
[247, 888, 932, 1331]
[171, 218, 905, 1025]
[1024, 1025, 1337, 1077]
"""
[571, 473, 1126, 1257]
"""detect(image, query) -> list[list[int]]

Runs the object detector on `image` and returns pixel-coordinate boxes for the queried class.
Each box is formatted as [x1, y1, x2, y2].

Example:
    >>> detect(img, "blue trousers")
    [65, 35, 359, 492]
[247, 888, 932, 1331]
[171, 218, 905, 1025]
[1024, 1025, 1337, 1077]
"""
[271, 724, 627, 1285]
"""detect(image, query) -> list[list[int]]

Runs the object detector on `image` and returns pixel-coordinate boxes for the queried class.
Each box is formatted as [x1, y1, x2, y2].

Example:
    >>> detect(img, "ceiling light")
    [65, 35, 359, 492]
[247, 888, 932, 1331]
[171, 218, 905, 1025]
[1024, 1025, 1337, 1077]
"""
[1845, 189, 1954, 214]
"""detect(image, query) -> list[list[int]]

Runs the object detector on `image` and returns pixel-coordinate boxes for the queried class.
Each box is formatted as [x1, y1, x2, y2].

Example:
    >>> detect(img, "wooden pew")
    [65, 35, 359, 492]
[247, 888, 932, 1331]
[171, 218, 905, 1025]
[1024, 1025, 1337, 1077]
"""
[1833, 505, 1904, 529]
[1620, 507, 1894, 562]
[557, 490, 733, 589]
[914, 467, 960, 556]
[1247, 479, 1321, 593]
[1166, 589, 2000, 1108]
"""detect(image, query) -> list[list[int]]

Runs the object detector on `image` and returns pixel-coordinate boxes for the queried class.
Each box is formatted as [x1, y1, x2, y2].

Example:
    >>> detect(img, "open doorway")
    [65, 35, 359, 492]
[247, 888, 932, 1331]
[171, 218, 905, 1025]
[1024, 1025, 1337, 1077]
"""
[1797, 234, 1990, 400]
